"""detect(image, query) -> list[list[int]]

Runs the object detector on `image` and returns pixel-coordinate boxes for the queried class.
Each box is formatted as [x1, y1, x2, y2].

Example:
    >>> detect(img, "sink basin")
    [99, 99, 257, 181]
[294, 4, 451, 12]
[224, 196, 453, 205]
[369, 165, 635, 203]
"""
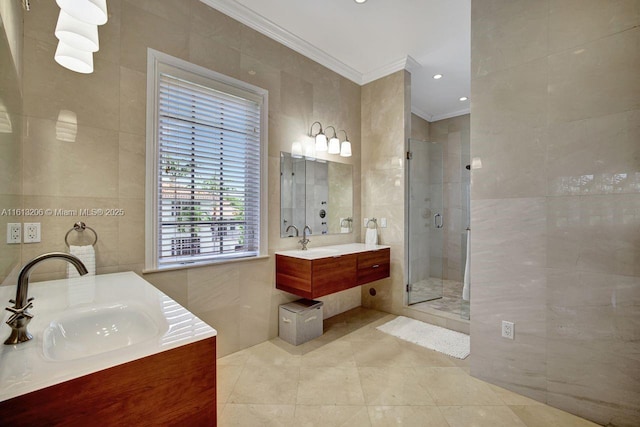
[43, 304, 159, 361]
[301, 247, 341, 255]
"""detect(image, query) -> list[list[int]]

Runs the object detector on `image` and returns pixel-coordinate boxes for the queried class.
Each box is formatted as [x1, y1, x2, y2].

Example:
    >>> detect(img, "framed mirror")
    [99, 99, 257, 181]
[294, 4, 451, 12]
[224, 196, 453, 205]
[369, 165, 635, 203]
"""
[280, 152, 353, 237]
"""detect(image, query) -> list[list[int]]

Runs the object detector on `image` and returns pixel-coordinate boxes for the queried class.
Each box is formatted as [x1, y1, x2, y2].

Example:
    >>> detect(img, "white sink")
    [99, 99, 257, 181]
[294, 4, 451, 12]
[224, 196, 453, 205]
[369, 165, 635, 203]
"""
[43, 303, 159, 361]
[0, 272, 217, 403]
[276, 243, 390, 260]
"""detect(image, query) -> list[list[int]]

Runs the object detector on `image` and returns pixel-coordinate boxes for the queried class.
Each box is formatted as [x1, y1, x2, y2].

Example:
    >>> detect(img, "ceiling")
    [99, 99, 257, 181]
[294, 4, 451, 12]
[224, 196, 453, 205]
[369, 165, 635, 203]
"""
[201, 0, 470, 122]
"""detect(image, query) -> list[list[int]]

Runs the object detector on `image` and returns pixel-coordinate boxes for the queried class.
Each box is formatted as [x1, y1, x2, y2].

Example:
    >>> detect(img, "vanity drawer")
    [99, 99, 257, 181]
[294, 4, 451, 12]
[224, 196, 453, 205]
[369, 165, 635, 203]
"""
[312, 254, 357, 297]
[357, 248, 390, 285]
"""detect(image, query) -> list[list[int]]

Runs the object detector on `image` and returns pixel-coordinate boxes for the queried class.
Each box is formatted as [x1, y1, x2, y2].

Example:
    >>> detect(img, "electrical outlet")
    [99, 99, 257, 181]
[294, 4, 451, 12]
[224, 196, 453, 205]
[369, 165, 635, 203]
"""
[23, 222, 41, 243]
[380, 218, 387, 228]
[363, 217, 369, 227]
[7, 223, 21, 244]
[502, 320, 515, 340]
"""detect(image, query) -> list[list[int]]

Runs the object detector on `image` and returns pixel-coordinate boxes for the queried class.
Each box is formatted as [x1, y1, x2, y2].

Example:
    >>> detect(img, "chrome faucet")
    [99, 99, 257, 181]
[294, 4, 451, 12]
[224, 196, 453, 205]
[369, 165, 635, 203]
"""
[299, 225, 312, 250]
[4, 252, 88, 345]
[285, 224, 299, 237]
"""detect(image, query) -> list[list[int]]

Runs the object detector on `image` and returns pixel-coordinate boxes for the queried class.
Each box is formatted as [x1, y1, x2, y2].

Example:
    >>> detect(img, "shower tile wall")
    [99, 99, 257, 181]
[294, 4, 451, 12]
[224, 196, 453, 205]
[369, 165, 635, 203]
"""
[17, 0, 363, 357]
[471, 0, 640, 426]
[429, 115, 471, 282]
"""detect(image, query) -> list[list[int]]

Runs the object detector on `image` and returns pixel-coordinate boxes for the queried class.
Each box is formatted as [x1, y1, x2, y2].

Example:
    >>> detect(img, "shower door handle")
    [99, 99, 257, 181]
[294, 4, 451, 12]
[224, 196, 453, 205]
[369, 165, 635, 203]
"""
[434, 213, 443, 229]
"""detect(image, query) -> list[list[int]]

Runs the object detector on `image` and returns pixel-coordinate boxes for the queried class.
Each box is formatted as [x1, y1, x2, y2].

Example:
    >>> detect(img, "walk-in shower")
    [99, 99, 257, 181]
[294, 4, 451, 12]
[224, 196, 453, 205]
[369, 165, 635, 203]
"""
[406, 127, 470, 320]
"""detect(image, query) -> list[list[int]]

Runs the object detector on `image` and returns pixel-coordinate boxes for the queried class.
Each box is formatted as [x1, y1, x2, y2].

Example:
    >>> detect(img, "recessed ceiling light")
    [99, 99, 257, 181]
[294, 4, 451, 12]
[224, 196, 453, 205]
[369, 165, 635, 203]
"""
[433, 74, 443, 80]
[354, 0, 367, 3]
[459, 96, 468, 101]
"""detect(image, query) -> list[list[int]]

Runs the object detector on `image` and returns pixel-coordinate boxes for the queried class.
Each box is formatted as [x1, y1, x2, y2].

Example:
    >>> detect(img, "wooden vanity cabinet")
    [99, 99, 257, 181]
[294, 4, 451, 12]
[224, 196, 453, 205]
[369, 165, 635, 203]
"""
[0, 337, 217, 426]
[276, 248, 390, 299]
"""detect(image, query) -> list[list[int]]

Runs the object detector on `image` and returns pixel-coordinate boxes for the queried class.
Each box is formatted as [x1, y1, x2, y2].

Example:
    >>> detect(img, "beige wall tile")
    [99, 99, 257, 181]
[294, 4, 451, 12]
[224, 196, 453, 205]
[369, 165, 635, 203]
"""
[472, 0, 548, 77]
[188, 32, 241, 78]
[549, 0, 640, 53]
[118, 67, 146, 136]
[23, 37, 120, 131]
[119, 1, 189, 73]
[548, 28, 640, 125]
[472, 1, 640, 424]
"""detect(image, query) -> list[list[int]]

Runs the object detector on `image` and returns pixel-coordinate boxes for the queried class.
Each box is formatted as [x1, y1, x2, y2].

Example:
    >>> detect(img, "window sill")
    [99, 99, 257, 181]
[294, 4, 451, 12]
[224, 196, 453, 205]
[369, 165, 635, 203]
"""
[142, 254, 271, 275]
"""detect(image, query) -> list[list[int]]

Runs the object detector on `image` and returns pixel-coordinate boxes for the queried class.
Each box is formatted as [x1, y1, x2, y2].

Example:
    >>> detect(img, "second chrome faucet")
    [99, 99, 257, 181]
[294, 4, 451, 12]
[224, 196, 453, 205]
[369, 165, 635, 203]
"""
[285, 224, 312, 250]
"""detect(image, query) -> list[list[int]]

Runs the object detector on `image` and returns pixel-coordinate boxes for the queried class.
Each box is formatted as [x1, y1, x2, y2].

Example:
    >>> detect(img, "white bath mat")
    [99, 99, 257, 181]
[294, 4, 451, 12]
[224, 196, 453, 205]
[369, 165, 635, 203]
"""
[376, 316, 470, 359]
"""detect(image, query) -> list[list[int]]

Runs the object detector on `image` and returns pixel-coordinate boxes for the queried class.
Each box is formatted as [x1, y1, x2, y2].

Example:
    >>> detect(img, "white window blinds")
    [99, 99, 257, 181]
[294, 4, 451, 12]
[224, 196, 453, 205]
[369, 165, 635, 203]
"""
[153, 66, 263, 268]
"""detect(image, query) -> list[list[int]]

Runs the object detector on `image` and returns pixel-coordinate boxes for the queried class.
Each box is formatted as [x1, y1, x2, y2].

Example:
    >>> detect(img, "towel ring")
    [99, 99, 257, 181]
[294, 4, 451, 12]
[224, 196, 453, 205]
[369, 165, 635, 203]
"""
[366, 218, 377, 229]
[64, 221, 98, 247]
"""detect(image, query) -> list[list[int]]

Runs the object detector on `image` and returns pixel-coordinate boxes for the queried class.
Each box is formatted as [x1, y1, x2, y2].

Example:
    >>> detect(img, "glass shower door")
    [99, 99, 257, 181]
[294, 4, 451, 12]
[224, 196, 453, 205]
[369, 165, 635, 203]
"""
[407, 139, 444, 305]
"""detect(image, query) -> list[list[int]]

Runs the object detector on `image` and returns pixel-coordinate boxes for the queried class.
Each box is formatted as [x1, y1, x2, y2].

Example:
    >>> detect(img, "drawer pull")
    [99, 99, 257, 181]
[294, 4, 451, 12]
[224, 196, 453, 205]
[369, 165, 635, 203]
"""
[372, 264, 380, 268]
[282, 317, 291, 323]
[304, 316, 317, 323]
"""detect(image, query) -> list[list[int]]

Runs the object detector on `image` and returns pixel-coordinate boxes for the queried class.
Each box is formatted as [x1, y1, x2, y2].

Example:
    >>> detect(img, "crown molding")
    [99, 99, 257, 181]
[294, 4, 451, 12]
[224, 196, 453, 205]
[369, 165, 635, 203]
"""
[200, 0, 362, 84]
[361, 55, 421, 85]
[199, 1, 468, 121]
[410, 106, 433, 122]
[430, 107, 470, 122]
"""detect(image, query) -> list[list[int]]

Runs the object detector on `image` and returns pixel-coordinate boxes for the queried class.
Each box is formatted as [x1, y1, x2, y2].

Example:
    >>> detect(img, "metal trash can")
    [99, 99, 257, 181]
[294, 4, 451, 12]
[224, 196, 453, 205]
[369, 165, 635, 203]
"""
[278, 299, 323, 345]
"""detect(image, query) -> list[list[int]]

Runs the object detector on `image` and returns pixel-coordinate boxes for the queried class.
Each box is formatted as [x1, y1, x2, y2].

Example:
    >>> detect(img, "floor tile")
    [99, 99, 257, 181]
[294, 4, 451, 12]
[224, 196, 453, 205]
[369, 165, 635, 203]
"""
[297, 367, 365, 405]
[415, 367, 503, 406]
[367, 406, 450, 427]
[300, 340, 357, 368]
[359, 367, 436, 406]
[217, 364, 244, 404]
[218, 404, 295, 427]
[228, 365, 299, 404]
[510, 405, 602, 427]
[489, 384, 545, 406]
[294, 405, 372, 427]
[440, 405, 528, 427]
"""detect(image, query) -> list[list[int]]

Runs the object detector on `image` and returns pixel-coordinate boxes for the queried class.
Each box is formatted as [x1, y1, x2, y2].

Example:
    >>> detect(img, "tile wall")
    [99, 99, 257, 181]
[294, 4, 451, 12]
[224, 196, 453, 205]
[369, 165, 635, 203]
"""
[470, 1, 640, 425]
[430, 115, 470, 282]
[15, 0, 363, 357]
[0, 2, 23, 284]
[360, 70, 410, 314]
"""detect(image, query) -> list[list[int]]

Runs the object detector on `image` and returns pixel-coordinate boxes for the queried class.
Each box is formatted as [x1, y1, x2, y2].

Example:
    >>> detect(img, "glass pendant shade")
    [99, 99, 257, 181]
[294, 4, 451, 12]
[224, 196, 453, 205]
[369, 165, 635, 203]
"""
[340, 140, 352, 157]
[328, 137, 340, 154]
[55, 10, 99, 52]
[56, 0, 108, 25]
[315, 132, 328, 152]
[54, 41, 94, 74]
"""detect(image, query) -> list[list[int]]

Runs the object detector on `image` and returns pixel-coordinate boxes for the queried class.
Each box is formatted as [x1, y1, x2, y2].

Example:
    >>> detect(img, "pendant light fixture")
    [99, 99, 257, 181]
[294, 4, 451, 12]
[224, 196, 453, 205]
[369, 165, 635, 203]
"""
[309, 121, 327, 152]
[54, 0, 108, 74]
[55, 10, 99, 52]
[56, 0, 108, 25]
[339, 130, 352, 157]
[326, 126, 340, 154]
[54, 41, 94, 74]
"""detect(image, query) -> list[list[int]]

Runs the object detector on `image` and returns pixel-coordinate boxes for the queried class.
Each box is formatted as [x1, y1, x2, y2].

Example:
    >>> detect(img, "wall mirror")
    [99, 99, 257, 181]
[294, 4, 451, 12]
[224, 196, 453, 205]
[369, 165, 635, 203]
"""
[280, 152, 353, 238]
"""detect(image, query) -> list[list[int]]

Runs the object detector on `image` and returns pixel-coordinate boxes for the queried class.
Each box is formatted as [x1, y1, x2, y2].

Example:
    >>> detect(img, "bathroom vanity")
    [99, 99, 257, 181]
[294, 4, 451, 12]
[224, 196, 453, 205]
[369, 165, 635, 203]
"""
[0, 272, 217, 425]
[276, 243, 390, 298]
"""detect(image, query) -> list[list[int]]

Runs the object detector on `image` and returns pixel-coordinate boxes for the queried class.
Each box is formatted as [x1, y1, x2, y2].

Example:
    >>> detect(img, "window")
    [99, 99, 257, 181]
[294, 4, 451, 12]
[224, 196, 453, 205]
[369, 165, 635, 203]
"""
[145, 50, 268, 271]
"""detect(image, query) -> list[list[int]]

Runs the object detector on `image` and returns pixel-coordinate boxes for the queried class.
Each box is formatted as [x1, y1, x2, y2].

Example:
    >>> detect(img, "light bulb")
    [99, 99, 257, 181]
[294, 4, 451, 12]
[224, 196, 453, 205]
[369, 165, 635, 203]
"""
[54, 41, 94, 74]
[328, 137, 340, 154]
[56, 0, 108, 25]
[340, 140, 352, 157]
[315, 133, 328, 152]
[55, 10, 99, 52]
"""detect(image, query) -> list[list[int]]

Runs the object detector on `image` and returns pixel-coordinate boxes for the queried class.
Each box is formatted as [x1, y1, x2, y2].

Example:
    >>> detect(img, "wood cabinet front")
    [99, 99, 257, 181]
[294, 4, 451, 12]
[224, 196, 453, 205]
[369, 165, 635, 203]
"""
[276, 248, 390, 299]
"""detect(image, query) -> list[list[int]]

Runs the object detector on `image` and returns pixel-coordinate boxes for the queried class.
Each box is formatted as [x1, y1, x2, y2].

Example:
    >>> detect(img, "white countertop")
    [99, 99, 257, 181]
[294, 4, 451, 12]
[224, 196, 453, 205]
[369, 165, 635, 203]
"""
[276, 243, 390, 260]
[0, 271, 216, 403]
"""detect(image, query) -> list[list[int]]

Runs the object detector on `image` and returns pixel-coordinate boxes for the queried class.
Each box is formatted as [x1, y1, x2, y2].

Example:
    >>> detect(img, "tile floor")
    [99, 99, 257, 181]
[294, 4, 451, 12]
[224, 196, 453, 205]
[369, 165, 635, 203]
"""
[216, 307, 600, 427]
[409, 278, 470, 320]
